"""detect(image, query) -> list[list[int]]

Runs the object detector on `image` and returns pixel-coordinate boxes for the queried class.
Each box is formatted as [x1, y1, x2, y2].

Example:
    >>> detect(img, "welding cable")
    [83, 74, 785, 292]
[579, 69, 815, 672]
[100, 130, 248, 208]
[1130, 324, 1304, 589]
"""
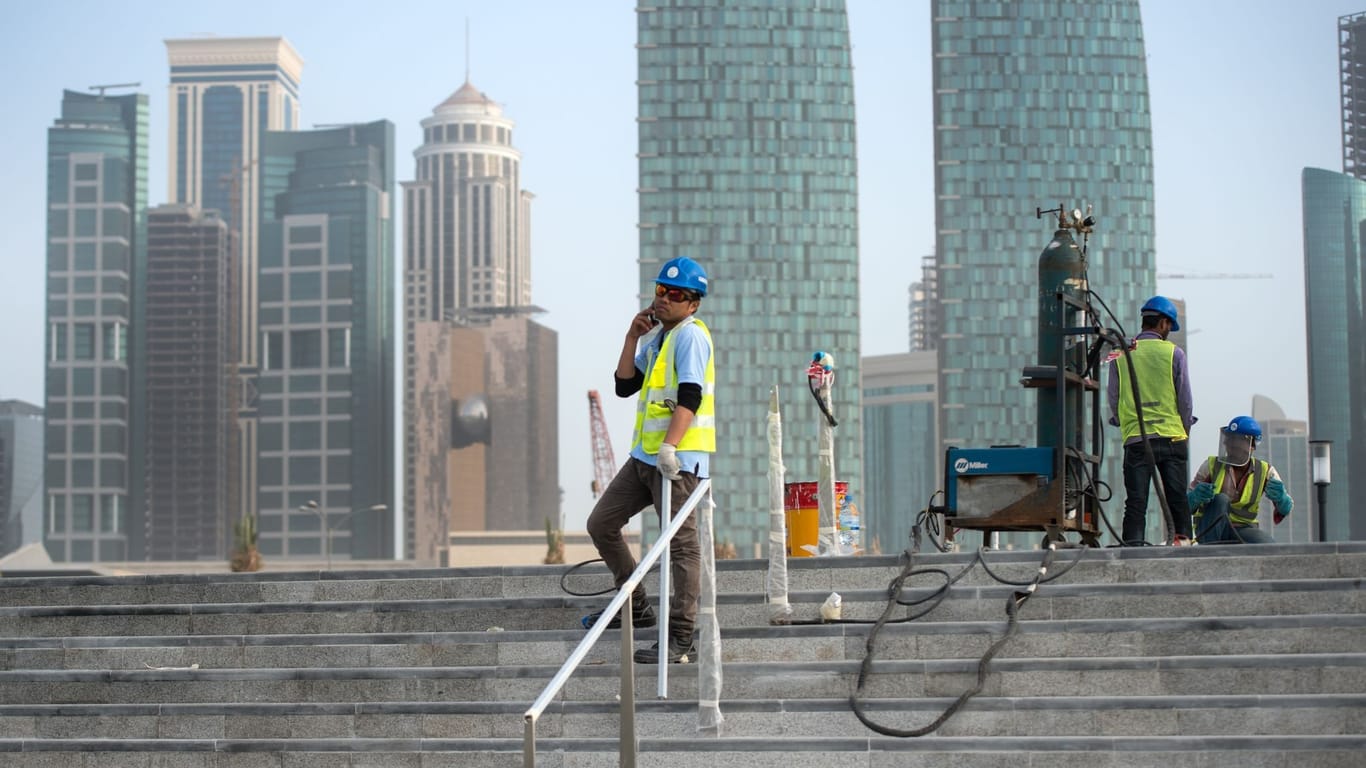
[807, 374, 838, 427]
[913, 491, 953, 554]
[848, 541, 1062, 737]
[559, 558, 661, 597]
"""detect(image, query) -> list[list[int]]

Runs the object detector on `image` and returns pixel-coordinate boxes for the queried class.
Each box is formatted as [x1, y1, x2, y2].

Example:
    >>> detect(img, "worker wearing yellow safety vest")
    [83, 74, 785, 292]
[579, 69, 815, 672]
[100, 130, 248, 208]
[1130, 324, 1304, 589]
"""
[1187, 416, 1293, 544]
[584, 256, 714, 665]
[1107, 296, 1197, 546]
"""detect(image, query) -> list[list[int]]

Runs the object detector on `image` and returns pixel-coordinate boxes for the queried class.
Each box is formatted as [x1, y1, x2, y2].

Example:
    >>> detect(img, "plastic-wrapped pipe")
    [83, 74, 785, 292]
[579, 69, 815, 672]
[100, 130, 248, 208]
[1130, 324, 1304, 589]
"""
[816, 374, 837, 556]
[766, 386, 792, 624]
[696, 487, 724, 732]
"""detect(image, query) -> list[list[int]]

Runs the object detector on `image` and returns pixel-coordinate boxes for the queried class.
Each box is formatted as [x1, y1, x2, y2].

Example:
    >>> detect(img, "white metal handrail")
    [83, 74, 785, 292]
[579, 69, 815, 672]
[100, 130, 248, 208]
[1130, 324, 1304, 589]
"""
[523, 478, 713, 768]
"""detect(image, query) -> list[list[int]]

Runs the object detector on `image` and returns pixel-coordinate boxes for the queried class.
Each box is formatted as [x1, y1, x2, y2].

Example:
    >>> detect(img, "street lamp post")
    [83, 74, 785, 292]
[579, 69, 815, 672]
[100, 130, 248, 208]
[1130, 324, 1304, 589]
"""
[1308, 440, 1332, 542]
[301, 501, 390, 569]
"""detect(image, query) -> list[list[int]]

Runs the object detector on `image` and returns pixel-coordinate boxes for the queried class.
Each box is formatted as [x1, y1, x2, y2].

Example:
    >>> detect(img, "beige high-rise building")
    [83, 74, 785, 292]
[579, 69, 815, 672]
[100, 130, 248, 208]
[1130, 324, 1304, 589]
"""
[402, 79, 553, 560]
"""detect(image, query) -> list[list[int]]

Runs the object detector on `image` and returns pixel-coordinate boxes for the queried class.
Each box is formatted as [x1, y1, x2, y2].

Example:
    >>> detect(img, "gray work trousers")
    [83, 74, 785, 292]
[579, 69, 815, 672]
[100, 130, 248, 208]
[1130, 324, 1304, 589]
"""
[586, 457, 701, 637]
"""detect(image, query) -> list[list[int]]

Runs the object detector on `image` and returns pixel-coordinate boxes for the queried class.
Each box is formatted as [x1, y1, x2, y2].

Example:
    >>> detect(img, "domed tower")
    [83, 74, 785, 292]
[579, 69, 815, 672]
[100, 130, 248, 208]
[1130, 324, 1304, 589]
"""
[405, 80, 531, 320]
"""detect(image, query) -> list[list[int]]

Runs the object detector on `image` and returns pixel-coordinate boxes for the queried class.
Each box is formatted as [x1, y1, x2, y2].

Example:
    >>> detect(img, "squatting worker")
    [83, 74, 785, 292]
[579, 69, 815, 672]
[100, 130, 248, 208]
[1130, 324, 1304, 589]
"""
[1187, 416, 1293, 544]
[584, 256, 714, 665]
[1106, 295, 1196, 546]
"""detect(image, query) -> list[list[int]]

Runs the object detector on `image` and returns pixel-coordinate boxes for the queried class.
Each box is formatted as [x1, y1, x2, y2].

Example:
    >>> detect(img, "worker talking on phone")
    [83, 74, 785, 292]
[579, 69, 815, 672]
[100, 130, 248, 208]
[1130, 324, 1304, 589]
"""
[584, 256, 715, 664]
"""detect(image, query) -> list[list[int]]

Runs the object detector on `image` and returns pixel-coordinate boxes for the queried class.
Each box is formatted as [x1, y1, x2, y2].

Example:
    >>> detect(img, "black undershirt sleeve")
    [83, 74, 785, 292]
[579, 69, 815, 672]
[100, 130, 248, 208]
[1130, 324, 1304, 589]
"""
[615, 369, 645, 398]
[676, 382, 703, 412]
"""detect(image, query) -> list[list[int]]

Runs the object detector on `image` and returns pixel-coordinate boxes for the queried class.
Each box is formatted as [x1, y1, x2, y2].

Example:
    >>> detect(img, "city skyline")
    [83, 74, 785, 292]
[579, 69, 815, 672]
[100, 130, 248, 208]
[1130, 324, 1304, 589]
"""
[1, 1, 1355, 537]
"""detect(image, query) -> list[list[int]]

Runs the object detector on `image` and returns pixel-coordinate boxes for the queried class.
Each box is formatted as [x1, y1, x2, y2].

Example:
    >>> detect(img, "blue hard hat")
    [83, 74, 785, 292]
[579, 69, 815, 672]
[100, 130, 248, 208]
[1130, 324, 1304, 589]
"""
[1141, 295, 1180, 332]
[656, 256, 709, 297]
[1222, 415, 1262, 440]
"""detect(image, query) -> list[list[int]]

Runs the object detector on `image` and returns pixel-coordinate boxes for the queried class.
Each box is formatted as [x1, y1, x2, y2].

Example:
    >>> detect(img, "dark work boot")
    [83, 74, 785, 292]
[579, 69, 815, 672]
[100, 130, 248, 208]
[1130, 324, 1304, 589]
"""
[581, 599, 657, 630]
[633, 630, 696, 664]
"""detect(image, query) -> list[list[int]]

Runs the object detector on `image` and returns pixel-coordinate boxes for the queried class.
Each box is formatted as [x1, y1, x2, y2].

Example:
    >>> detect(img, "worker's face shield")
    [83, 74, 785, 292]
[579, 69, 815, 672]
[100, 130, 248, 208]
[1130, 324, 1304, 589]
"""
[1218, 431, 1255, 466]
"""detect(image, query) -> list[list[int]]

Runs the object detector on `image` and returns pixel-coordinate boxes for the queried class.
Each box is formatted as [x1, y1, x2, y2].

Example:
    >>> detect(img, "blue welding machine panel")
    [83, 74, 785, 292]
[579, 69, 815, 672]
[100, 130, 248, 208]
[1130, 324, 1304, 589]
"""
[944, 447, 1055, 514]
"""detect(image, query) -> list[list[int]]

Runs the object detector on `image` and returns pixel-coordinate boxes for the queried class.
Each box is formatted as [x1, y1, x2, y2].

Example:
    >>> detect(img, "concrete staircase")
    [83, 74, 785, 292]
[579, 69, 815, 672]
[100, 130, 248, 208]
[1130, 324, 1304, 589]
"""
[0, 542, 1362, 766]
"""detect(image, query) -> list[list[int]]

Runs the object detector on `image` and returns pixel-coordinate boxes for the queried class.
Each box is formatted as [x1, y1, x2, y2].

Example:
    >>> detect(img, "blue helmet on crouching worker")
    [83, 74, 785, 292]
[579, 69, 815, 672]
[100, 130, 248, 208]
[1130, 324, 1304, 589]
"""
[1218, 415, 1262, 466]
[656, 256, 708, 297]
[1141, 295, 1180, 332]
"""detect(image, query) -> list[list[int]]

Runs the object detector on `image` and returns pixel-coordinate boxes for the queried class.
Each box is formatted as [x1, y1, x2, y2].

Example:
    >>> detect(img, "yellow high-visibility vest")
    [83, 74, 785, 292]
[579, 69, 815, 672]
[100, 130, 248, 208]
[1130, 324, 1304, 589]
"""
[632, 318, 715, 454]
[1116, 339, 1186, 441]
[1206, 457, 1269, 526]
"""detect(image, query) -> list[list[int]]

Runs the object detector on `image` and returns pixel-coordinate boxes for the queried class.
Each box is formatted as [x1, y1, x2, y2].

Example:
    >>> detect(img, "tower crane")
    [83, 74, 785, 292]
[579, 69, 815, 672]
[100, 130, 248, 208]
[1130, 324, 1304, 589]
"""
[588, 391, 617, 499]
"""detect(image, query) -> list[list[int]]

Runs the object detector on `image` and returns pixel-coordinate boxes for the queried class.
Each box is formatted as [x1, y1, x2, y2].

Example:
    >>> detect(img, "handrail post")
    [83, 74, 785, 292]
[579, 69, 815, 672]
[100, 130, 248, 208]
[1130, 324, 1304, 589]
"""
[657, 477, 671, 699]
[622, 592, 637, 767]
[523, 715, 536, 768]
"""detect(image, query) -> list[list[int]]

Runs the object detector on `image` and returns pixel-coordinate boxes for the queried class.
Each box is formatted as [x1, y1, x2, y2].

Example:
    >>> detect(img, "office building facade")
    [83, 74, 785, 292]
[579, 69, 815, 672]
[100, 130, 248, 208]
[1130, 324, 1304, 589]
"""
[861, 353, 939, 555]
[1301, 168, 1365, 540]
[638, 0, 862, 556]
[931, 0, 1156, 546]
[256, 121, 396, 559]
[43, 88, 148, 562]
[0, 400, 45, 557]
[143, 205, 235, 560]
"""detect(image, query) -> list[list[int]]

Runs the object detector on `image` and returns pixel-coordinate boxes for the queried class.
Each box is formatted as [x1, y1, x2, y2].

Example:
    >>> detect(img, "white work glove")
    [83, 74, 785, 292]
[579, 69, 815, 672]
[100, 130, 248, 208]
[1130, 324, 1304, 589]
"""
[657, 443, 681, 480]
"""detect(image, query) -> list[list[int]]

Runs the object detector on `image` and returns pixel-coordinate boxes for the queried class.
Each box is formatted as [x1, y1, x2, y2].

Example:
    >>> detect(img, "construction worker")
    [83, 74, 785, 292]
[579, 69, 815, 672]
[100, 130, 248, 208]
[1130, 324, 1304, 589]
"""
[1187, 416, 1293, 544]
[583, 256, 714, 664]
[1107, 295, 1196, 546]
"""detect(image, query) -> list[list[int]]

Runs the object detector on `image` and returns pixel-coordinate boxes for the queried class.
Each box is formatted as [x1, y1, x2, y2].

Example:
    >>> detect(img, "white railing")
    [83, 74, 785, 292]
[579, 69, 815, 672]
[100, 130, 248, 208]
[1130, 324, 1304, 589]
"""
[523, 478, 712, 768]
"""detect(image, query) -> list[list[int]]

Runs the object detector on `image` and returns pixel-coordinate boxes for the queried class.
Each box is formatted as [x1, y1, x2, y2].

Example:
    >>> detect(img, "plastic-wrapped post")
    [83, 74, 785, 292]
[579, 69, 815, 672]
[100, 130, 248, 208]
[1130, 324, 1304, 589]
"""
[766, 386, 792, 623]
[810, 353, 837, 556]
[695, 486, 724, 732]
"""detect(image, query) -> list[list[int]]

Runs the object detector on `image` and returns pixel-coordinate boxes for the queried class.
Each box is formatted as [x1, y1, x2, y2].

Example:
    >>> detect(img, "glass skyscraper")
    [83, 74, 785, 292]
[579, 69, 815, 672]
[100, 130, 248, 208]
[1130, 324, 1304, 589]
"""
[1301, 168, 1365, 541]
[166, 37, 303, 370]
[43, 89, 148, 562]
[862, 353, 939, 555]
[637, 0, 861, 556]
[256, 121, 396, 559]
[931, 0, 1155, 546]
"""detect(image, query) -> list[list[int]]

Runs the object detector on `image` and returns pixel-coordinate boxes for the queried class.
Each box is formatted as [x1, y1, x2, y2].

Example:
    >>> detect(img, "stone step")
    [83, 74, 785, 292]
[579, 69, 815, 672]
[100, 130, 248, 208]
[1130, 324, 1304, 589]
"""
[0, 543, 1360, 608]
[0, 576, 1357, 639]
[0, 652, 1360, 705]
[1, 734, 1364, 768]
[0, 694, 1360, 740]
[3, 613, 1363, 670]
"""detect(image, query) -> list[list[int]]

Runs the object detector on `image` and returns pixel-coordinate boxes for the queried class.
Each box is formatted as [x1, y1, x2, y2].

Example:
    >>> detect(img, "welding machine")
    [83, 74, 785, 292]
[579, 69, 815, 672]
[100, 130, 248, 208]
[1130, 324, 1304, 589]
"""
[943, 447, 1055, 521]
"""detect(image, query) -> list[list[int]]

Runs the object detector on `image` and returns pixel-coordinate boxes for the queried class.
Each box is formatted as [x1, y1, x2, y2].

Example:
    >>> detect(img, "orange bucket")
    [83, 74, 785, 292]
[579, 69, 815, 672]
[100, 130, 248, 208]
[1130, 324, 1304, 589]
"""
[784, 481, 848, 557]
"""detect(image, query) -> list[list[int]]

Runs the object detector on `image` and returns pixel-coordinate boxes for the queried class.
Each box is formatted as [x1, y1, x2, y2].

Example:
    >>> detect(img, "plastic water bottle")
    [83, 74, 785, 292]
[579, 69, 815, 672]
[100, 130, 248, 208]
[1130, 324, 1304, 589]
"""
[837, 495, 861, 555]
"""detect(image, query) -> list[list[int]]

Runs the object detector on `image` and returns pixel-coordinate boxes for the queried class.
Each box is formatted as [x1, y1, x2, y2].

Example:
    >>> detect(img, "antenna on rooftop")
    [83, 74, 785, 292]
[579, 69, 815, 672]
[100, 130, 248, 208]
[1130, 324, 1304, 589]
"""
[465, 17, 471, 83]
[88, 82, 141, 98]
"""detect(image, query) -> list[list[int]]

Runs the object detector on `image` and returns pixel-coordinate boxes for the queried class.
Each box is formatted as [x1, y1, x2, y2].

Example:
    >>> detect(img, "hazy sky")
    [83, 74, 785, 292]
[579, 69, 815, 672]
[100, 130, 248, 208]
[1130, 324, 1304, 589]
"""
[0, 1, 1355, 532]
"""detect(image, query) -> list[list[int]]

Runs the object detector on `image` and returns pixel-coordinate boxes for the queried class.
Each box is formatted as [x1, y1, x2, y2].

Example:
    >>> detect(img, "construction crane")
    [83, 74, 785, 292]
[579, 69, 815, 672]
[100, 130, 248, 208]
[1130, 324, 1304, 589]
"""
[1156, 272, 1273, 280]
[88, 82, 140, 98]
[588, 391, 617, 499]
